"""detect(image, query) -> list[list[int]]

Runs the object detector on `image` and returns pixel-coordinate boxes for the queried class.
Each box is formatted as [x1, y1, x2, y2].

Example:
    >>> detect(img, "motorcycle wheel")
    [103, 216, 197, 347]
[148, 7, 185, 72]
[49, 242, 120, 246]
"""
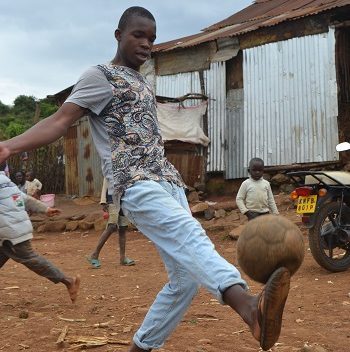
[309, 201, 350, 272]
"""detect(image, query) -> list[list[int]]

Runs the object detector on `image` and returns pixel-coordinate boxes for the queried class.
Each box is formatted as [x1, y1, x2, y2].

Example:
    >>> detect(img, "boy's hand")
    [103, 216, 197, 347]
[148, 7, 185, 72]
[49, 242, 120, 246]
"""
[46, 207, 61, 217]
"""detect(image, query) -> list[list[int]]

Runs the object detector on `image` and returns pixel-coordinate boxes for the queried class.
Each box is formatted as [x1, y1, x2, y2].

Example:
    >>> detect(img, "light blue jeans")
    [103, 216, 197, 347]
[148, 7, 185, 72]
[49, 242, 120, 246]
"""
[121, 180, 247, 350]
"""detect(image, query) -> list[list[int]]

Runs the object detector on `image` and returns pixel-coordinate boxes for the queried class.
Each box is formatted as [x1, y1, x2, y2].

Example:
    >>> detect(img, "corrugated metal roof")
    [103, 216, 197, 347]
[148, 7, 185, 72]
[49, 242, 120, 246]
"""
[153, 0, 350, 53]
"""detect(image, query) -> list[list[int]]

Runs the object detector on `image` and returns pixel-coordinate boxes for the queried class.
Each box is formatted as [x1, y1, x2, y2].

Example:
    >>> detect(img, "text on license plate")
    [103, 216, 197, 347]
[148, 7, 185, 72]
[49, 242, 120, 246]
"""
[297, 195, 317, 214]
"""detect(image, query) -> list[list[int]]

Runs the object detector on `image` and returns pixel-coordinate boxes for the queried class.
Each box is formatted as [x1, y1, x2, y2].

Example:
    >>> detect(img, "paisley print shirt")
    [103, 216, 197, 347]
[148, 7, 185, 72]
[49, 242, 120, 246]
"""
[95, 64, 185, 194]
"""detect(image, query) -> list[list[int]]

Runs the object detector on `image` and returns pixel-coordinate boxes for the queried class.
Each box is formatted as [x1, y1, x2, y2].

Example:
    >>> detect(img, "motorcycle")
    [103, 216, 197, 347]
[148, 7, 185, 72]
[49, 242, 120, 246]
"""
[287, 144, 350, 272]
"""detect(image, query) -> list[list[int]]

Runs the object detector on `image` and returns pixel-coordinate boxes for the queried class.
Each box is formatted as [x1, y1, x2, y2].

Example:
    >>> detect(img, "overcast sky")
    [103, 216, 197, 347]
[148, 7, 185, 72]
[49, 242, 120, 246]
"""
[0, 1, 253, 105]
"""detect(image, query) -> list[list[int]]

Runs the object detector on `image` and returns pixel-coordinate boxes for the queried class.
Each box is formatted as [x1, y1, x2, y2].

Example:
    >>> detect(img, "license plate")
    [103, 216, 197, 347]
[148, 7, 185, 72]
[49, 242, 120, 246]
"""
[296, 195, 317, 214]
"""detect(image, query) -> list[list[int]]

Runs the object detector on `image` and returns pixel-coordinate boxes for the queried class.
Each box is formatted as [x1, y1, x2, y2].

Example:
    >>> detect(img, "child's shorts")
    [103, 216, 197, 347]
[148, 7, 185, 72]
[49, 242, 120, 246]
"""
[107, 203, 129, 227]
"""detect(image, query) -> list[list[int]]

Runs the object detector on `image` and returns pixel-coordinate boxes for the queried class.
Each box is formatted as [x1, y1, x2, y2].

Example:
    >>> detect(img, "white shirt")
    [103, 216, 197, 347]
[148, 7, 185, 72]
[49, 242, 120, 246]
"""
[236, 177, 279, 215]
[25, 178, 42, 196]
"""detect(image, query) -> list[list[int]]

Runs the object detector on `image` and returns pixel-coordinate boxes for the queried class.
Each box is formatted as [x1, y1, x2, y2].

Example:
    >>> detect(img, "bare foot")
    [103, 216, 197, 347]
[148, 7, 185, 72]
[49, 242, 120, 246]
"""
[67, 276, 81, 303]
[249, 295, 261, 342]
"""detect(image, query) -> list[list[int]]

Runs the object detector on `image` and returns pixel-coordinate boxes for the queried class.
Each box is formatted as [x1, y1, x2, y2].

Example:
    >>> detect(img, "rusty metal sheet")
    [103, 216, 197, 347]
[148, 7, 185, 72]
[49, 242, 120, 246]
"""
[153, 0, 350, 53]
[64, 125, 79, 196]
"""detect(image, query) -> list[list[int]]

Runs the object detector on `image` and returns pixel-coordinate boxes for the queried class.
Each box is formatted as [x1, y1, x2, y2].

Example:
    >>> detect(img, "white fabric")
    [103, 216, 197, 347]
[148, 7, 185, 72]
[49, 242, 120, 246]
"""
[156, 101, 210, 146]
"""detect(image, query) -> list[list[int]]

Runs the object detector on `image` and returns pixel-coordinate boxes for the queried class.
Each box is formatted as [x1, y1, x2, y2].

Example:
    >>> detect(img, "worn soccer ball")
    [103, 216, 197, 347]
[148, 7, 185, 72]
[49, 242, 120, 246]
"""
[236, 215, 305, 283]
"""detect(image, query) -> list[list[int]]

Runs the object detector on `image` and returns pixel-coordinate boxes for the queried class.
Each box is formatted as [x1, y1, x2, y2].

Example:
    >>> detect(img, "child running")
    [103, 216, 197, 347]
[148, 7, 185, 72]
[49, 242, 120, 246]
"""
[87, 177, 135, 268]
[0, 162, 80, 303]
[236, 157, 279, 221]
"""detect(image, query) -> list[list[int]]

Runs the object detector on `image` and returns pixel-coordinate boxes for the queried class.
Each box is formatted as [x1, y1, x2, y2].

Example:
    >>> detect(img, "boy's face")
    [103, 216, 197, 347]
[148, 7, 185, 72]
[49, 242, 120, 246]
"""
[26, 172, 34, 181]
[249, 162, 264, 180]
[116, 15, 156, 71]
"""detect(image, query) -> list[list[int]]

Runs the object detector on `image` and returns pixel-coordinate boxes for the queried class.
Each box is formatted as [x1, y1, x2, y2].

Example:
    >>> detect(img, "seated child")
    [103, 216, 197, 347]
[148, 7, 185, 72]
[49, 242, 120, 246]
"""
[236, 157, 279, 221]
[25, 170, 42, 199]
[0, 162, 80, 303]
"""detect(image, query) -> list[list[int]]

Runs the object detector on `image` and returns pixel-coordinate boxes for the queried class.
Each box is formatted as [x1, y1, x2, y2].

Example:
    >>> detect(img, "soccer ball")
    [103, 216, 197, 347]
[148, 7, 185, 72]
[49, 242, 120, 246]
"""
[236, 215, 305, 283]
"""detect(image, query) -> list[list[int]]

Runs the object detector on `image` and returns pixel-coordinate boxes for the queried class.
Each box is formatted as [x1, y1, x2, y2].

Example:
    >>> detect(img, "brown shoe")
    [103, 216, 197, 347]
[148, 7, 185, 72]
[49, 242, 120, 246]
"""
[258, 267, 291, 351]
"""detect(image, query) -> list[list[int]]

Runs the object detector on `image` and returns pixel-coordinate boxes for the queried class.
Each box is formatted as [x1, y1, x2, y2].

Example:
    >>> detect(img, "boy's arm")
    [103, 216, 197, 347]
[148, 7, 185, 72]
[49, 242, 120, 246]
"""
[0, 103, 86, 163]
[23, 193, 61, 216]
[267, 183, 279, 214]
[236, 182, 249, 214]
[23, 193, 48, 214]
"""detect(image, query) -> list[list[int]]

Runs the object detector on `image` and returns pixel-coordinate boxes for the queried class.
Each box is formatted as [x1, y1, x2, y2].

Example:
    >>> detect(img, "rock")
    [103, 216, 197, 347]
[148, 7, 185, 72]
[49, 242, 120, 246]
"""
[214, 209, 226, 218]
[270, 173, 290, 186]
[197, 191, 206, 201]
[84, 211, 103, 223]
[68, 214, 85, 221]
[213, 201, 237, 211]
[46, 221, 67, 232]
[228, 224, 245, 240]
[204, 207, 215, 220]
[66, 221, 79, 231]
[19, 310, 29, 319]
[36, 221, 66, 233]
[198, 339, 212, 345]
[193, 182, 206, 192]
[225, 211, 240, 222]
[191, 202, 209, 215]
[94, 218, 108, 232]
[279, 183, 295, 194]
[78, 220, 94, 231]
[300, 344, 328, 352]
[187, 191, 199, 203]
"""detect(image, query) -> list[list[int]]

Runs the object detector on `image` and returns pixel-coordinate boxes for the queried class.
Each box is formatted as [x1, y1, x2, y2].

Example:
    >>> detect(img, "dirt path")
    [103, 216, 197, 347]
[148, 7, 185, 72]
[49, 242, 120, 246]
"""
[0, 196, 349, 352]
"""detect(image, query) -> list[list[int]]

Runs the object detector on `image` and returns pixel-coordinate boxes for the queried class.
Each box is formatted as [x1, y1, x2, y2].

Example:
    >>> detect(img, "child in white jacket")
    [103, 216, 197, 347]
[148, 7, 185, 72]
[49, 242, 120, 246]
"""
[0, 162, 80, 303]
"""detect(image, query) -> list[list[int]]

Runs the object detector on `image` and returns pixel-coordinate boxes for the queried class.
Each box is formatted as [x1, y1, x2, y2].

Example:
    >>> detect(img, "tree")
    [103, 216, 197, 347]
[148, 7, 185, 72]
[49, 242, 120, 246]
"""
[40, 98, 58, 119]
[0, 100, 10, 116]
[5, 121, 28, 138]
[12, 95, 36, 120]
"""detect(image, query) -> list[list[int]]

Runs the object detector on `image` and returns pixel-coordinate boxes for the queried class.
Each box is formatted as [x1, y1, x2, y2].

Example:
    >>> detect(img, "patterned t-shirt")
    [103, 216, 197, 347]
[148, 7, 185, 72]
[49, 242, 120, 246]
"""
[66, 63, 185, 195]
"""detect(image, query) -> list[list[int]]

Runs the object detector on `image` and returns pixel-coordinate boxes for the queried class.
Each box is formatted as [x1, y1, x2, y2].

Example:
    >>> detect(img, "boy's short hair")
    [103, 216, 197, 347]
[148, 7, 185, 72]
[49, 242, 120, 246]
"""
[249, 157, 264, 169]
[118, 6, 155, 30]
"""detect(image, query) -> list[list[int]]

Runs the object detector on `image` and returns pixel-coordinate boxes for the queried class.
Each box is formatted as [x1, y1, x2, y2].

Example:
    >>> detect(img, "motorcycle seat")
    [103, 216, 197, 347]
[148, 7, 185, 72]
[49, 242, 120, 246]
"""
[305, 171, 350, 185]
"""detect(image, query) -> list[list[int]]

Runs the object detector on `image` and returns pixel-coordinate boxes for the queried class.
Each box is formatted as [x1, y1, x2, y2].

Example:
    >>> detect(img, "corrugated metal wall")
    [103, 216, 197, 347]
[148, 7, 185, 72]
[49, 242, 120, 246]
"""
[225, 89, 245, 179]
[156, 62, 226, 172]
[242, 28, 339, 173]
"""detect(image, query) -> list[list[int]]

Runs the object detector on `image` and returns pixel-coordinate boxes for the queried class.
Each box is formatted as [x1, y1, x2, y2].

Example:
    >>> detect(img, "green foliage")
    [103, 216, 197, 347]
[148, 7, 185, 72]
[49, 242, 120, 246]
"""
[5, 121, 29, 138]
[0, 100, 10, 115]
[13, 95, 36, 120]
[40, 98, 58, 119]
[0, 95, 58, 139]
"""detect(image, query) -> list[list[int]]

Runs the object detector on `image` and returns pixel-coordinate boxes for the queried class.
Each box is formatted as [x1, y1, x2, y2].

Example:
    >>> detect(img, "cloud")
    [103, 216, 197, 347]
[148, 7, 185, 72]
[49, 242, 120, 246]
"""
[0, 0, 252, 105]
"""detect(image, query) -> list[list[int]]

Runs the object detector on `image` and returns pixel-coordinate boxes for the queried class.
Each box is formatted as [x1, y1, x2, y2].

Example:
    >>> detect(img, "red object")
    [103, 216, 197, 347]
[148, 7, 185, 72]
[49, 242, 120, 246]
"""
[295, 186, 313, 197]
[301, 215, 310, 223]
[103, 212, 109, 220]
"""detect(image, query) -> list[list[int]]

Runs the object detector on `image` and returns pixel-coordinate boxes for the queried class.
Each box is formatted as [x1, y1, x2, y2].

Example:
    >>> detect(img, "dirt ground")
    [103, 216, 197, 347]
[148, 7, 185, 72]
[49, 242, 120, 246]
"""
[1, 194, 350, 352]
